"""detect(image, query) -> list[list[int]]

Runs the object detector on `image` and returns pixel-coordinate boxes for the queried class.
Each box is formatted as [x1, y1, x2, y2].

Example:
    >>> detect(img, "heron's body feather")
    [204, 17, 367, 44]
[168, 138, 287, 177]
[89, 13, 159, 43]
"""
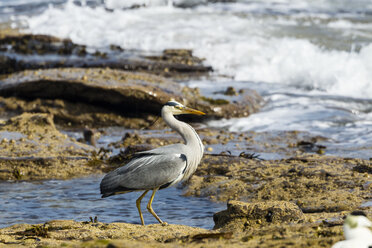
[100, 145, 189, 197]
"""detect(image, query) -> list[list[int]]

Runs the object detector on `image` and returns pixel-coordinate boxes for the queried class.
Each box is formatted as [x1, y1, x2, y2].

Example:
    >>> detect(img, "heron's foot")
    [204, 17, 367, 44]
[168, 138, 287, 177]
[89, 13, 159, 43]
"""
[161, 222, 168, 226]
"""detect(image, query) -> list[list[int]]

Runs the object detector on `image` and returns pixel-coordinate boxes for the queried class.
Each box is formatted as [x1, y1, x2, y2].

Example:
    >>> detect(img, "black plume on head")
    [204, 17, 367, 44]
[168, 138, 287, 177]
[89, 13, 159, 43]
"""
[164, 101, 181, 107]
[350, 211, 367, 217]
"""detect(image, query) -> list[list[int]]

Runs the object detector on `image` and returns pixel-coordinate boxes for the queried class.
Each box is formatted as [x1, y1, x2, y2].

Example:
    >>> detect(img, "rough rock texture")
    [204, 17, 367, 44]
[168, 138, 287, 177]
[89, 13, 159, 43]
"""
[0, 68, 263, 127]
[0, 215, 363, 248]
[185, 154, 371, 213]
[0, 33, 212, 77]
[0, 220, 231, 248]
[0, 113, 101, 180]
[213, 200, 305, 230]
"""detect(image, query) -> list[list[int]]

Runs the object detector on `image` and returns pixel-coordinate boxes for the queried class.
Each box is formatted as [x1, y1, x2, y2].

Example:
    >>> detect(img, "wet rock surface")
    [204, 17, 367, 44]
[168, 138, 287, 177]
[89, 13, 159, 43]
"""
[0, 33, 211, 77]
[0, 113, 99, 180]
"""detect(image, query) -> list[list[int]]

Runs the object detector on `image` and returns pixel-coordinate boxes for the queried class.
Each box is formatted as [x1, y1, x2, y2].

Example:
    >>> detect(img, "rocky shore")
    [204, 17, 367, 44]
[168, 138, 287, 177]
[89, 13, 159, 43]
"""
[0, 27, 371, 248]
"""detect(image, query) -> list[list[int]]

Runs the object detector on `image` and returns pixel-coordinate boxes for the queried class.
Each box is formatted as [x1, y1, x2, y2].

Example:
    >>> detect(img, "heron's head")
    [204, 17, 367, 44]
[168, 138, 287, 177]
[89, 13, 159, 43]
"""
[163, 100, 205, 115]
[344, 211, 372, 229]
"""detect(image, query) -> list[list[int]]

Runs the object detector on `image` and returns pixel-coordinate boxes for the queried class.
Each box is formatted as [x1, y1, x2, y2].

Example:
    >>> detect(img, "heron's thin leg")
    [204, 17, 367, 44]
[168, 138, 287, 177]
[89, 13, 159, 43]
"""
[136, 190, 149, 225]
[146, 189, 165, 224]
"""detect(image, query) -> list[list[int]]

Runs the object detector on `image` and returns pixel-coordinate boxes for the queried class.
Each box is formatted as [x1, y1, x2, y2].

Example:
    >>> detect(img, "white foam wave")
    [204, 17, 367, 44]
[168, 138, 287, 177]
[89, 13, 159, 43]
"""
[208, 90, 372, 150]
[23, 1, 372, 99]
[105, 0, 148, 9]
[105, 0, 175, 9]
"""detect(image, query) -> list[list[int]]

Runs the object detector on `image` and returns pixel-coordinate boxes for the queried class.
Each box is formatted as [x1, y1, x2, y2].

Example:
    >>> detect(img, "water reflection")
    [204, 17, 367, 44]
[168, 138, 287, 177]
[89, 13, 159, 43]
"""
[0, 175, 224, 229]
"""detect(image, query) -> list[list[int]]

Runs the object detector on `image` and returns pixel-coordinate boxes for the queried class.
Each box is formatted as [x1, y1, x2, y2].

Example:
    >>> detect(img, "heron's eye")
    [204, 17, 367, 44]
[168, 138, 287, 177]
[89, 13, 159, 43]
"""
[175, 106, 183, 110]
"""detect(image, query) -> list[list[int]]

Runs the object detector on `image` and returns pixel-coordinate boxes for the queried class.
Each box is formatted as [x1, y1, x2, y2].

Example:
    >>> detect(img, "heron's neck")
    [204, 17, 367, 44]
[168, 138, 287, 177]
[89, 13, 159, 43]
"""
[162, 110, 203, 150]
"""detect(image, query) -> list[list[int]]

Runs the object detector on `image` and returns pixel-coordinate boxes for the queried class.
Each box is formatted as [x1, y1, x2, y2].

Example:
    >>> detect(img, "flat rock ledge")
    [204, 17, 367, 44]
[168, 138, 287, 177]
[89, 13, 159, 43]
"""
[0, 68, 262, 127]
[0, 112, 99, 180]
[0, 220, 235, 248]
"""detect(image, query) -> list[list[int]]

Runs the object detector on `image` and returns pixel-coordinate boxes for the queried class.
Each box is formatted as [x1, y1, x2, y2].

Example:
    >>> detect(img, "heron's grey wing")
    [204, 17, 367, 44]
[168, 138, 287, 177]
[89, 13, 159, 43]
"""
[100, 152, 187, 197]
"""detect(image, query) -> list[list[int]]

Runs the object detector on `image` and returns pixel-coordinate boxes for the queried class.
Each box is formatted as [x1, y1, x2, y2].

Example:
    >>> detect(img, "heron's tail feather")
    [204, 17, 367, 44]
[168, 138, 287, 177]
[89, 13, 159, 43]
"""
[101, 192, 115, 198]
[100, 171, 134, 197]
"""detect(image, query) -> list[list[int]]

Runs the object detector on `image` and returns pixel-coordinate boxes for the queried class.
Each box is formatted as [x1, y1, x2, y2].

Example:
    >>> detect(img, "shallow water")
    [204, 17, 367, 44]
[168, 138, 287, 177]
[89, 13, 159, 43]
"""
[0, 175, 224, 229]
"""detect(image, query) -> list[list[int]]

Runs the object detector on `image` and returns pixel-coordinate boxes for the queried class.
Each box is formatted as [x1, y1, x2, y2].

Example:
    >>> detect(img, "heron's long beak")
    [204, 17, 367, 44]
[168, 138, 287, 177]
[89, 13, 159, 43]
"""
[182, 107, 205, 115]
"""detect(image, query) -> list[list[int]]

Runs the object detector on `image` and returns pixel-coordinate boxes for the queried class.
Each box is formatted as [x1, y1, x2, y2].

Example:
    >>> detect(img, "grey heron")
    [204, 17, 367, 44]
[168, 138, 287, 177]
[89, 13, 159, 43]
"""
[100, 100, 205, 225]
